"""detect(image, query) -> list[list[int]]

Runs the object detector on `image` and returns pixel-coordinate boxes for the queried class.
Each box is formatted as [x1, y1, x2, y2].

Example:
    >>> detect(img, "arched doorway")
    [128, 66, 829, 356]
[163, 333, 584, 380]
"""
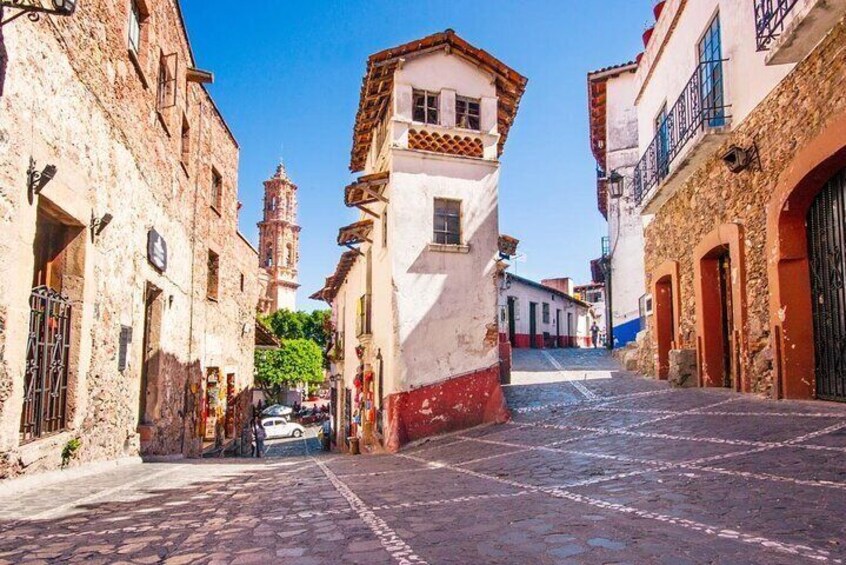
[694, 224, 746, 391]
[807, 168, 846, 401]
[652, 261, 680, 380]
[767, 111, 846, 400]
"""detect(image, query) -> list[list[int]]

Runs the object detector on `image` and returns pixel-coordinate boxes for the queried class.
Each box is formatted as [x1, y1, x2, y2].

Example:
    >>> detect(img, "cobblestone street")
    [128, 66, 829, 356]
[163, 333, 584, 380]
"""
[3, 349, 846, 564]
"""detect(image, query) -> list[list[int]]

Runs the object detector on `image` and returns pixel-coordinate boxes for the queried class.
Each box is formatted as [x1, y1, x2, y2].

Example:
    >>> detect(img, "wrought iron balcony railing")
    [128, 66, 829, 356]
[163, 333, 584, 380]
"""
[754, 0, 800, 51]
[633, 60, 730, 207]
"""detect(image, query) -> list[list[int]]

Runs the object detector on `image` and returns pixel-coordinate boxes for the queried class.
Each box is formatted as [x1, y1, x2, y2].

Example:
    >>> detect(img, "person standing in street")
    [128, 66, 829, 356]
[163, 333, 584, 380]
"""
[590, 322, 600, 349]
[252, 416, 266, 458]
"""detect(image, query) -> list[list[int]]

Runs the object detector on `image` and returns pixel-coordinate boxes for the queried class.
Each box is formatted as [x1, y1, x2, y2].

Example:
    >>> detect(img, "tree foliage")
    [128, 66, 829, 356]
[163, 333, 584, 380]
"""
[254, 339, 324, 400]
[262, 309, 331, 349]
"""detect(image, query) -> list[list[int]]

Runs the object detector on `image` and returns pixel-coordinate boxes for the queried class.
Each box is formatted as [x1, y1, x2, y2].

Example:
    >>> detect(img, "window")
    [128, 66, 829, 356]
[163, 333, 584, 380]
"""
[542, 303, 550, 324]
[698, 14, 725, 127]
[456, 96, 481, 130]
[207, 250, 219, 300]
[382, 209, 388, 248]
[655, 104, 669, 176]
[269, 196, 277, 212]
[211, 167, 222, 210]
[413, 90, 439, 125]
[286, 243, 294, 266]
[264, 245, 273, 267]
[128, 0, 143, 54]
[180, 115, 190, 166]
[156, 52, 176, 111]
[239, 272, 245, 292]
[433, 199, 461, 245]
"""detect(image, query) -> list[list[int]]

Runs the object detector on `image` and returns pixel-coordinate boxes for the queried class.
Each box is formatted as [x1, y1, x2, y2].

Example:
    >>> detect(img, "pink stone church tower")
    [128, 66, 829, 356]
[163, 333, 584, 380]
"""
[257, 162, 300, 314]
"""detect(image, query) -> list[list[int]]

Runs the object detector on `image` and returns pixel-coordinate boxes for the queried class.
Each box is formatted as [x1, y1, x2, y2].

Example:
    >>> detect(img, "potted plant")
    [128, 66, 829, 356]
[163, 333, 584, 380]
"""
[653, 0, 666, 20]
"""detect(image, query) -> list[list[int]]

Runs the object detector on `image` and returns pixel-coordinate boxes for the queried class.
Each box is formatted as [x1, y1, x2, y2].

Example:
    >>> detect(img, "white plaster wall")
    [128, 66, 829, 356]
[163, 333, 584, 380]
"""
[389, 151, 500, 389]
[605, 72, 646, 340]
[635, 0, 794, 159]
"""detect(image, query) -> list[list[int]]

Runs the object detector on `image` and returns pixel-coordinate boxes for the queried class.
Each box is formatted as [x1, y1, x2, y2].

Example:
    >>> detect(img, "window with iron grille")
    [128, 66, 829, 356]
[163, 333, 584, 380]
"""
[456, 96, 481, 130]
[698, 14, 725, 127]
[433, 199, 461, 245]
[156, 52, 177, 111]
[413, 90, 439, 125]
[207, 250, 219, 301]
[211, 167, 222, 210]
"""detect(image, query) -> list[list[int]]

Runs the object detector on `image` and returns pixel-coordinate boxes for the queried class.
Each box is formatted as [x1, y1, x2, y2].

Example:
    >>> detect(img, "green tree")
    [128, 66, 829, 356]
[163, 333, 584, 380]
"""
[254, 339, 324, 401]
[262, 308, 331, 350]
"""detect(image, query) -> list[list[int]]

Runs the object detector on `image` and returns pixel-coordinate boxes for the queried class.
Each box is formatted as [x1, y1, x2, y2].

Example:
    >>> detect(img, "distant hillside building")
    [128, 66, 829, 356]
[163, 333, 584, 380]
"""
[258, 163, 301, 314]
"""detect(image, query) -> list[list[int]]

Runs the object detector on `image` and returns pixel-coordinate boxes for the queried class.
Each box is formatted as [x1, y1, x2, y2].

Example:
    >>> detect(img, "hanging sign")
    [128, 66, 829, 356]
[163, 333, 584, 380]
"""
[147, 229, 168, 272]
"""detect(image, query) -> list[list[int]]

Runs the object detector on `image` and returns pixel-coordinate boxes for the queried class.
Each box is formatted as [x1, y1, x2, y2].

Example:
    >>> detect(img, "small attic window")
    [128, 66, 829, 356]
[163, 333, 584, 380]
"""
[456, 96, 480, 130]
[413, 90, 439, 125]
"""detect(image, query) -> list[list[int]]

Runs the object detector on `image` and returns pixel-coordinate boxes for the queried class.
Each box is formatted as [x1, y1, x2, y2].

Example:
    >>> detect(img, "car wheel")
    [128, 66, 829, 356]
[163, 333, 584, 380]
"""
[292, 429, 303, 438]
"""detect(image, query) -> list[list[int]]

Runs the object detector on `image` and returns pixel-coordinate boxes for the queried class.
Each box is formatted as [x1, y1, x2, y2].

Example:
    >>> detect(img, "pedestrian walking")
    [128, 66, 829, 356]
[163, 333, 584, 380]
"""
[252, 416, 266, 458]
[590, 322, 600, 349]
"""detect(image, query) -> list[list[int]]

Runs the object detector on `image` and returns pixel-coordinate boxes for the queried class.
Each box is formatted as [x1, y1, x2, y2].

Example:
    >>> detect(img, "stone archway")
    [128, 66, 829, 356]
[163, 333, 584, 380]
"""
[652, 260, 681, 380]
[767, 111, 846, 400]
[694, 224, 747, 391]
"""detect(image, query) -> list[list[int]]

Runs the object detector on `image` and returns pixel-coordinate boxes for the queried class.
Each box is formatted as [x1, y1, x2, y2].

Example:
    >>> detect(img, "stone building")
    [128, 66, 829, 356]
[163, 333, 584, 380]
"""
[0, 0, 259, 479]
[587, 61, 645, 348]
[312, 30, 527, 452]
[257, 162, 300, 314]
[615, 0, 846, 400]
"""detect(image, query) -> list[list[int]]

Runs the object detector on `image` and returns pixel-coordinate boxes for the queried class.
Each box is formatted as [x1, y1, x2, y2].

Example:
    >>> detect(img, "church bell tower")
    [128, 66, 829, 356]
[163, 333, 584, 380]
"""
[257, 162, 300, 313]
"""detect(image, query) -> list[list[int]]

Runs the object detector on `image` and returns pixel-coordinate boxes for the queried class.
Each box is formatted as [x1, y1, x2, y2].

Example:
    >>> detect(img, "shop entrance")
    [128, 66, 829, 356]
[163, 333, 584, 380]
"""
[807, 167, 846, 402]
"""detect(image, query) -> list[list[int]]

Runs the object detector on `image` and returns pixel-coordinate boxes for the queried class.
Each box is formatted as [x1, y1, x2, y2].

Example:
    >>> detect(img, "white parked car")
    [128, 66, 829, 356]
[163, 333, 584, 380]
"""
[261, 404, 293, 418]
[262, 417, 305, 439]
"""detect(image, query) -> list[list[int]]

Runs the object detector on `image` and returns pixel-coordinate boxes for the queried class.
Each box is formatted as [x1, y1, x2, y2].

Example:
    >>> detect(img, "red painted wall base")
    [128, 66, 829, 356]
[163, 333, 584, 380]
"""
[384, 364, 510, 452]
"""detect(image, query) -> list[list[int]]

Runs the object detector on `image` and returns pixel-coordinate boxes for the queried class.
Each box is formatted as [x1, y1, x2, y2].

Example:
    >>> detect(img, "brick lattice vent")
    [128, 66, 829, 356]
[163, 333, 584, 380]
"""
[408, 129, 483, 158]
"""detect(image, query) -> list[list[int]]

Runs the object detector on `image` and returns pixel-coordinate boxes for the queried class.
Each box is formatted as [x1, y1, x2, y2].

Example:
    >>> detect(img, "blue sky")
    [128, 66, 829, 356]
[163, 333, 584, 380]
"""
[181, 1, 649, 311]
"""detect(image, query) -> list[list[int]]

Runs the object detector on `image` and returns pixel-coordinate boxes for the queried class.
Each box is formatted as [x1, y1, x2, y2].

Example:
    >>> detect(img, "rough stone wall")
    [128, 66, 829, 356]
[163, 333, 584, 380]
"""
[0, 0, 257, 478]
[643, 19, 846, 395]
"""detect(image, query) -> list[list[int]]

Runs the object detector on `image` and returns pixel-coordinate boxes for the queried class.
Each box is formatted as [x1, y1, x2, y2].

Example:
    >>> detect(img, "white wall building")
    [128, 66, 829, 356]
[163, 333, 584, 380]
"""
[588, 62, 645, 347]
[499, 274, 592, 349]
[312, 30, 527, 452]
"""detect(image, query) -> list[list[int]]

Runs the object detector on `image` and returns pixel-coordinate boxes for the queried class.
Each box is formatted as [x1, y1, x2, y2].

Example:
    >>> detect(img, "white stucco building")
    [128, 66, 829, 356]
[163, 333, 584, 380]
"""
[499, 274, 592, 349]
[588, 62, 644, 347]
[312, 30, 527, 452]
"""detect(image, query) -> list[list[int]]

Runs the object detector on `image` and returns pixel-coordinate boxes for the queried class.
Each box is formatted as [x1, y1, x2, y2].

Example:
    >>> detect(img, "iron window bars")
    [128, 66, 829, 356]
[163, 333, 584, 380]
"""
[754, 0, 800, 51]
[633, 59, 731, 206]
[20, 286, 71, 443]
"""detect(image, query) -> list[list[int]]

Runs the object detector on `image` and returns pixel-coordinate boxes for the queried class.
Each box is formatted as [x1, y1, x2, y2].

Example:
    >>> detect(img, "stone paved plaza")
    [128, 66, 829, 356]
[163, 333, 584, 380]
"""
[2, 349, 846, 563]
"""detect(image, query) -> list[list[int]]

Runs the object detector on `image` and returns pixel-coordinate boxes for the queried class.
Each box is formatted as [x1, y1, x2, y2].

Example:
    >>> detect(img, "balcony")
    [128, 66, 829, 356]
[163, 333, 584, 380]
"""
[356, 294, 372, 338]
[634, 60, 731, 213]
[755, 0, 846, 65]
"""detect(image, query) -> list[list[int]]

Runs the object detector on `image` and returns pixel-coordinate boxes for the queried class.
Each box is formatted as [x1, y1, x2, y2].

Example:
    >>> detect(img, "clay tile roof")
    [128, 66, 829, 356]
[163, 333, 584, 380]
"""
[586, 61, 637, 219]
[350, 29, 528, 172]
[310, 251, 360, 303]
[337, 219, 374, 247]
[344, 171, 390, 208]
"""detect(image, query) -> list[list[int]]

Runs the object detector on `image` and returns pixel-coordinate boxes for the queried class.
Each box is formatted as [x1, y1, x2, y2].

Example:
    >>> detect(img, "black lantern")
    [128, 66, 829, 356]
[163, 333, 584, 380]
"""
[607, 170, 625, 199]
[1, 0, 77, 26]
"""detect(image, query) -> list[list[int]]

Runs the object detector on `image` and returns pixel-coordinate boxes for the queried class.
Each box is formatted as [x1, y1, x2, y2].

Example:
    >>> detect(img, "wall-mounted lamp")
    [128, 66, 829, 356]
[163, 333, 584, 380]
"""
[90, 212, 113, 239]
[27, 157, 57, 203]
[722, 145, 751, 173]
[607, 170, 625, 199]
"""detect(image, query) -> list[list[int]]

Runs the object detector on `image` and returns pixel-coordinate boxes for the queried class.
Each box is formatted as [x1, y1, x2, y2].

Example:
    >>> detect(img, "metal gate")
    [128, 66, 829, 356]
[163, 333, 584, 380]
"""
[807, 167, 846, 401]
[20, 286, 72, 442]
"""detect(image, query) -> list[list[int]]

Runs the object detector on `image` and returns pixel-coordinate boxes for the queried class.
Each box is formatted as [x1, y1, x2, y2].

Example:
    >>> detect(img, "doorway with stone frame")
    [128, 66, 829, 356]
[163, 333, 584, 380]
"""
[652, 261, 680, 380]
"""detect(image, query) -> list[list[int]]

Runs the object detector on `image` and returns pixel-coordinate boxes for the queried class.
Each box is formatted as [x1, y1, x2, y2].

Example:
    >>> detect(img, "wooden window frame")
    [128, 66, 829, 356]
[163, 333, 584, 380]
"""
[433, 198, 461, 245]
[456, 95, 481, 130]
[210, 166, 223, 213]
[413, 89, 439, 126]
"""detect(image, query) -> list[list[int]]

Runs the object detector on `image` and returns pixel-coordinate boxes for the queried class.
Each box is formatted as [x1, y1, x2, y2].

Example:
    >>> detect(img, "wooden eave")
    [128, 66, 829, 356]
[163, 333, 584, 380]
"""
[312, 251, 359, 303]
[337, 219, 374, 247]
[344, 171, 390, 214]
[349, 29, 528, 172]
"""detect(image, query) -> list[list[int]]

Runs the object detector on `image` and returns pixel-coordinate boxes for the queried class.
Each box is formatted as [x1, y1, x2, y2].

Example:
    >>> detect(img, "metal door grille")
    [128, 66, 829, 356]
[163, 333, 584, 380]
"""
[20, 286, 71, 442]
[807, 168, 846, 401]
